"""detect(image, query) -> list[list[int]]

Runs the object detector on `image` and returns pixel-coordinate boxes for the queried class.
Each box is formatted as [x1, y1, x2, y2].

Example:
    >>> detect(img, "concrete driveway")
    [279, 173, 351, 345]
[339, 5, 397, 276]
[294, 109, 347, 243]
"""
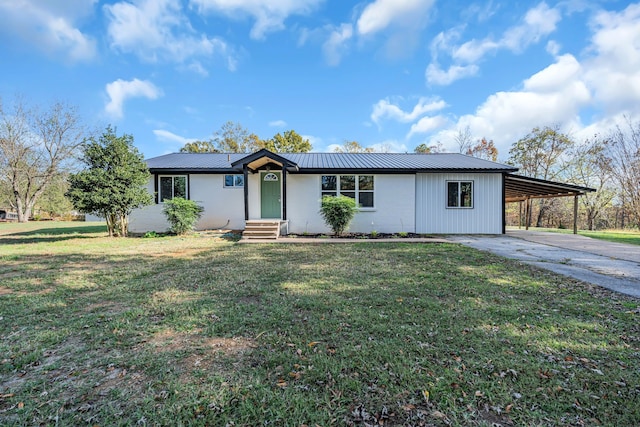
[448, 229, 640, 298]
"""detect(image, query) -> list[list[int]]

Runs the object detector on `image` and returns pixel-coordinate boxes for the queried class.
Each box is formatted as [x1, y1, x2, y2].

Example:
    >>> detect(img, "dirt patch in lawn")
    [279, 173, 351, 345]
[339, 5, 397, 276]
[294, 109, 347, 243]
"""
[145, 329, 257, 378]
[147, 329, 256, 355]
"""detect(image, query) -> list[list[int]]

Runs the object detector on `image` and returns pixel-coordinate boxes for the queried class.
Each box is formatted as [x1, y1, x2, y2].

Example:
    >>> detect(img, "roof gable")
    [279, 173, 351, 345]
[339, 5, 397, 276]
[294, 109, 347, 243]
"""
[231, 149, 299, 172]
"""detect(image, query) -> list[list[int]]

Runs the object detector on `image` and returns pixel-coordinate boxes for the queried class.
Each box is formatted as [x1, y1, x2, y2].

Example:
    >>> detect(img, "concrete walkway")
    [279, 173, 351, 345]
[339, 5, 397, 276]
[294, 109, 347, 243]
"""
[448, 230, 640, 298]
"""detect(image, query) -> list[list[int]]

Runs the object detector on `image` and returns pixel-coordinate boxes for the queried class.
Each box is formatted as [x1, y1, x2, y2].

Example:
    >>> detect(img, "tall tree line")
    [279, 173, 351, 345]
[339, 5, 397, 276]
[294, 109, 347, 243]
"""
[505, 120, 640, 230]
[180, 121, 312, 153]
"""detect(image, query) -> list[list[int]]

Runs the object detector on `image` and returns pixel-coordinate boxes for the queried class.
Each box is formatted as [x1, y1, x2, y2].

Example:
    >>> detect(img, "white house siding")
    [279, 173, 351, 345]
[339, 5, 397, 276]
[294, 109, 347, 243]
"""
[129, 174, 246, 233]
[415, 173, 503, 234]
[286, 174, 416, 234]
[247, 173, 262, 220]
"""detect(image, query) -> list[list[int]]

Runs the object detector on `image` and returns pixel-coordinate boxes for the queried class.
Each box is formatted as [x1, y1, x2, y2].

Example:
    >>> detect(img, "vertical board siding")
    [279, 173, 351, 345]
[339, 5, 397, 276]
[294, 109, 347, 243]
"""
[415, 173, 503, 234]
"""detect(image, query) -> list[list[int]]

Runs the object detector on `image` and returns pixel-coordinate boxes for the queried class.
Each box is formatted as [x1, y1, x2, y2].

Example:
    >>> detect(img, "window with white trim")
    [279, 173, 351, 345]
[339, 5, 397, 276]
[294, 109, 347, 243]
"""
[224, 174, 244, 188]
[159, 175, 187, 202]
[321, 175, 374, 208]
[447, 181, 473, 208]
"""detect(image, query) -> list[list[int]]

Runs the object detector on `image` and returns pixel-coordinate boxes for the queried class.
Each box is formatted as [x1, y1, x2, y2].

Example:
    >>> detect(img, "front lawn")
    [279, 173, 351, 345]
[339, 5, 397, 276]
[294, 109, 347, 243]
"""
[1, 222, 639, 426]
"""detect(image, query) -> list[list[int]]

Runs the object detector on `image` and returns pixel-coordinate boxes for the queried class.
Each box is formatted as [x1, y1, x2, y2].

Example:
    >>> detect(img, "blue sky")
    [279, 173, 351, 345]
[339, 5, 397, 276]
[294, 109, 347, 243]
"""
[1, 0, 639, 160]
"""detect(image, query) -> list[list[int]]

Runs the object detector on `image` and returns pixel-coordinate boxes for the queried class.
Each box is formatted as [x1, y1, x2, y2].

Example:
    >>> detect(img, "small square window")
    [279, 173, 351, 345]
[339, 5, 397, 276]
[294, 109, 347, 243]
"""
[340, 175, 356, 191]
[322, 175, 337, 191]
[359, 192, 374, 208]
[359, 176, 374, 191]
[447, 181, 473, 208]
[224, 174, 244, 188]
[159, 175, 187, 202]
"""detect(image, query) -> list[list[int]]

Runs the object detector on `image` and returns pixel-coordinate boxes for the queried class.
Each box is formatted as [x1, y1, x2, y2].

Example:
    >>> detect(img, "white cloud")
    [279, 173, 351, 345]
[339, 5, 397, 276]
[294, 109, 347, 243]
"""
[546, 40, 561, 55]
[184, 61, 209, 76]
[105, 78, 163, 119]
[426, 63, 479, 86]
[583, 3, 640, 114]
[0, 0, 96, 62]
[190, 0, 323, 40]
[426, 53, 590, 154]
[153, 129, 197, 145]
[429, 2, 561, 86]
[501, 2, 561, 51]
[105, 0, 234, 70]
[322, 23, 353, 66]
[269, 120, 287, 127]
[453, 2, 560, 62]
[407, 115, 449, 138]
[523, 54, 582, 92]
[356, 0, 435, 36]
[371, 97, 447, 126]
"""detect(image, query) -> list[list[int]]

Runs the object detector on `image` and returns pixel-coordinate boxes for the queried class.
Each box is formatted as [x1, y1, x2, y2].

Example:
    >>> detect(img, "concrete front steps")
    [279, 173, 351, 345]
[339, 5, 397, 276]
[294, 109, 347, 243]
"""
[242, 220, 282, 240]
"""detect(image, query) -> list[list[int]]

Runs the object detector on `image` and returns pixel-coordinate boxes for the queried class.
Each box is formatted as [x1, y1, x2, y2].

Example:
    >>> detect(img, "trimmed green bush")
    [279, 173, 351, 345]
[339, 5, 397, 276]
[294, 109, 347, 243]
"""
[319, 195, 358, 236]
[162, 197, 204, 235]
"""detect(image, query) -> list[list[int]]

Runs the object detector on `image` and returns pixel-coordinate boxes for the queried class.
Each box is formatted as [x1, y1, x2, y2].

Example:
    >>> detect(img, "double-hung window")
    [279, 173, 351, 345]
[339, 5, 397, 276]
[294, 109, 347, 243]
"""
[224, 174, 244, 188]
[321, 175, 374, 208]
[159, 175, 187, 202]
[447, 181, 473, 208]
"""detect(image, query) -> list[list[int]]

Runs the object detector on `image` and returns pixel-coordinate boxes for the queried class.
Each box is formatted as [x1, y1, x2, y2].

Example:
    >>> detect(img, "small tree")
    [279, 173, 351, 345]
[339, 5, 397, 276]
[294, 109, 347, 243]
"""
[466, 137, 498, 161]
[213, 121, 263, 153]
[67, 126, 153, 237]
[333, 140, 374, 153]
[162, 197, 203, 235]
[262, 130, 312, 153]
[180, 140, 219, 153]
[319, 195, 358, 236]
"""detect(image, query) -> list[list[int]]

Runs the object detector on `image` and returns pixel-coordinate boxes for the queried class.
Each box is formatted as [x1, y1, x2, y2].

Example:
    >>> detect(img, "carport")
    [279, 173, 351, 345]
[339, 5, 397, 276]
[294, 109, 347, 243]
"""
[504, 174, 595, 234]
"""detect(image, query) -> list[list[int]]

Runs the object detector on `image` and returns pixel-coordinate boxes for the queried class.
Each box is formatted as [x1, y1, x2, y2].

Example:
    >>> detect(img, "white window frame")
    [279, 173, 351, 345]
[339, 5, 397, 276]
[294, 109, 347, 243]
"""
[446, 180, 473, 209]
[159, 175, 188, 202]
[321, 175, 375, 209]
[224, 174, 245, 188]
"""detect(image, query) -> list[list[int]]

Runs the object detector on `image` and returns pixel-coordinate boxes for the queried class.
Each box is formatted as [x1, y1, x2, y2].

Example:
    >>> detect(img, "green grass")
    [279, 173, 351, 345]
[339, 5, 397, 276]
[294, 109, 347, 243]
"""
[515, 226, 640, 246]
[1, 222, 639, 426]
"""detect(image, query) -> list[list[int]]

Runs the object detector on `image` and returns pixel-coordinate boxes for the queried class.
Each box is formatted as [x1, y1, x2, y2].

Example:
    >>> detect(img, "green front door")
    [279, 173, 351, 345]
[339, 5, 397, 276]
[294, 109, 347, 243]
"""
[261, 172, 281, 219]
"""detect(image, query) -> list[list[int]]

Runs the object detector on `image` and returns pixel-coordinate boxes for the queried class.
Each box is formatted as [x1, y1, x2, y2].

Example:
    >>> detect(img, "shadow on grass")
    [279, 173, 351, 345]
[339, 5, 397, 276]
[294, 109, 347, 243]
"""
[0, 224, 108, 245]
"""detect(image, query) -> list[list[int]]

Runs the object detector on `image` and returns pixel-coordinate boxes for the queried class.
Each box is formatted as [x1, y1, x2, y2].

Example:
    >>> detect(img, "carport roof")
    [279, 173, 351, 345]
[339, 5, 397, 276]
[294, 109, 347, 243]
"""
[505, 174, 595, 202]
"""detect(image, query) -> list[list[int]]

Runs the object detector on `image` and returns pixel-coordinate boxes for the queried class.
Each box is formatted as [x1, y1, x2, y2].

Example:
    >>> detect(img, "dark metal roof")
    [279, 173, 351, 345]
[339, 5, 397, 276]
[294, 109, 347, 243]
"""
[146, 152, 518, 173]
[505, 174, 595, 202]
[146, 153, 248, 172]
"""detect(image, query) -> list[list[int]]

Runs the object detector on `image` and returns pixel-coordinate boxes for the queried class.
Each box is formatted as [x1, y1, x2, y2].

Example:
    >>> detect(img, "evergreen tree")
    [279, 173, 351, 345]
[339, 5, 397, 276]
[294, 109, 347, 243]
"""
[67, 126, 153, 237]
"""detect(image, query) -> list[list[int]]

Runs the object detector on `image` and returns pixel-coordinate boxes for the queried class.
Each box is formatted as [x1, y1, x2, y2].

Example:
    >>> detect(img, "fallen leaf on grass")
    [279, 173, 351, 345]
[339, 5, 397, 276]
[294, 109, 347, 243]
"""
[422, 390, 430, 403]
[538, 369, 553, 379]
[432, 410, 446, 419]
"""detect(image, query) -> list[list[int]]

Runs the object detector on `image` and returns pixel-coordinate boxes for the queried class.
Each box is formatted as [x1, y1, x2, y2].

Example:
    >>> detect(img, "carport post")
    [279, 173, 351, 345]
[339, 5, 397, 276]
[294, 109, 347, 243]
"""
[519, 201, 523, 229]
[573, 193, 578, 234]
